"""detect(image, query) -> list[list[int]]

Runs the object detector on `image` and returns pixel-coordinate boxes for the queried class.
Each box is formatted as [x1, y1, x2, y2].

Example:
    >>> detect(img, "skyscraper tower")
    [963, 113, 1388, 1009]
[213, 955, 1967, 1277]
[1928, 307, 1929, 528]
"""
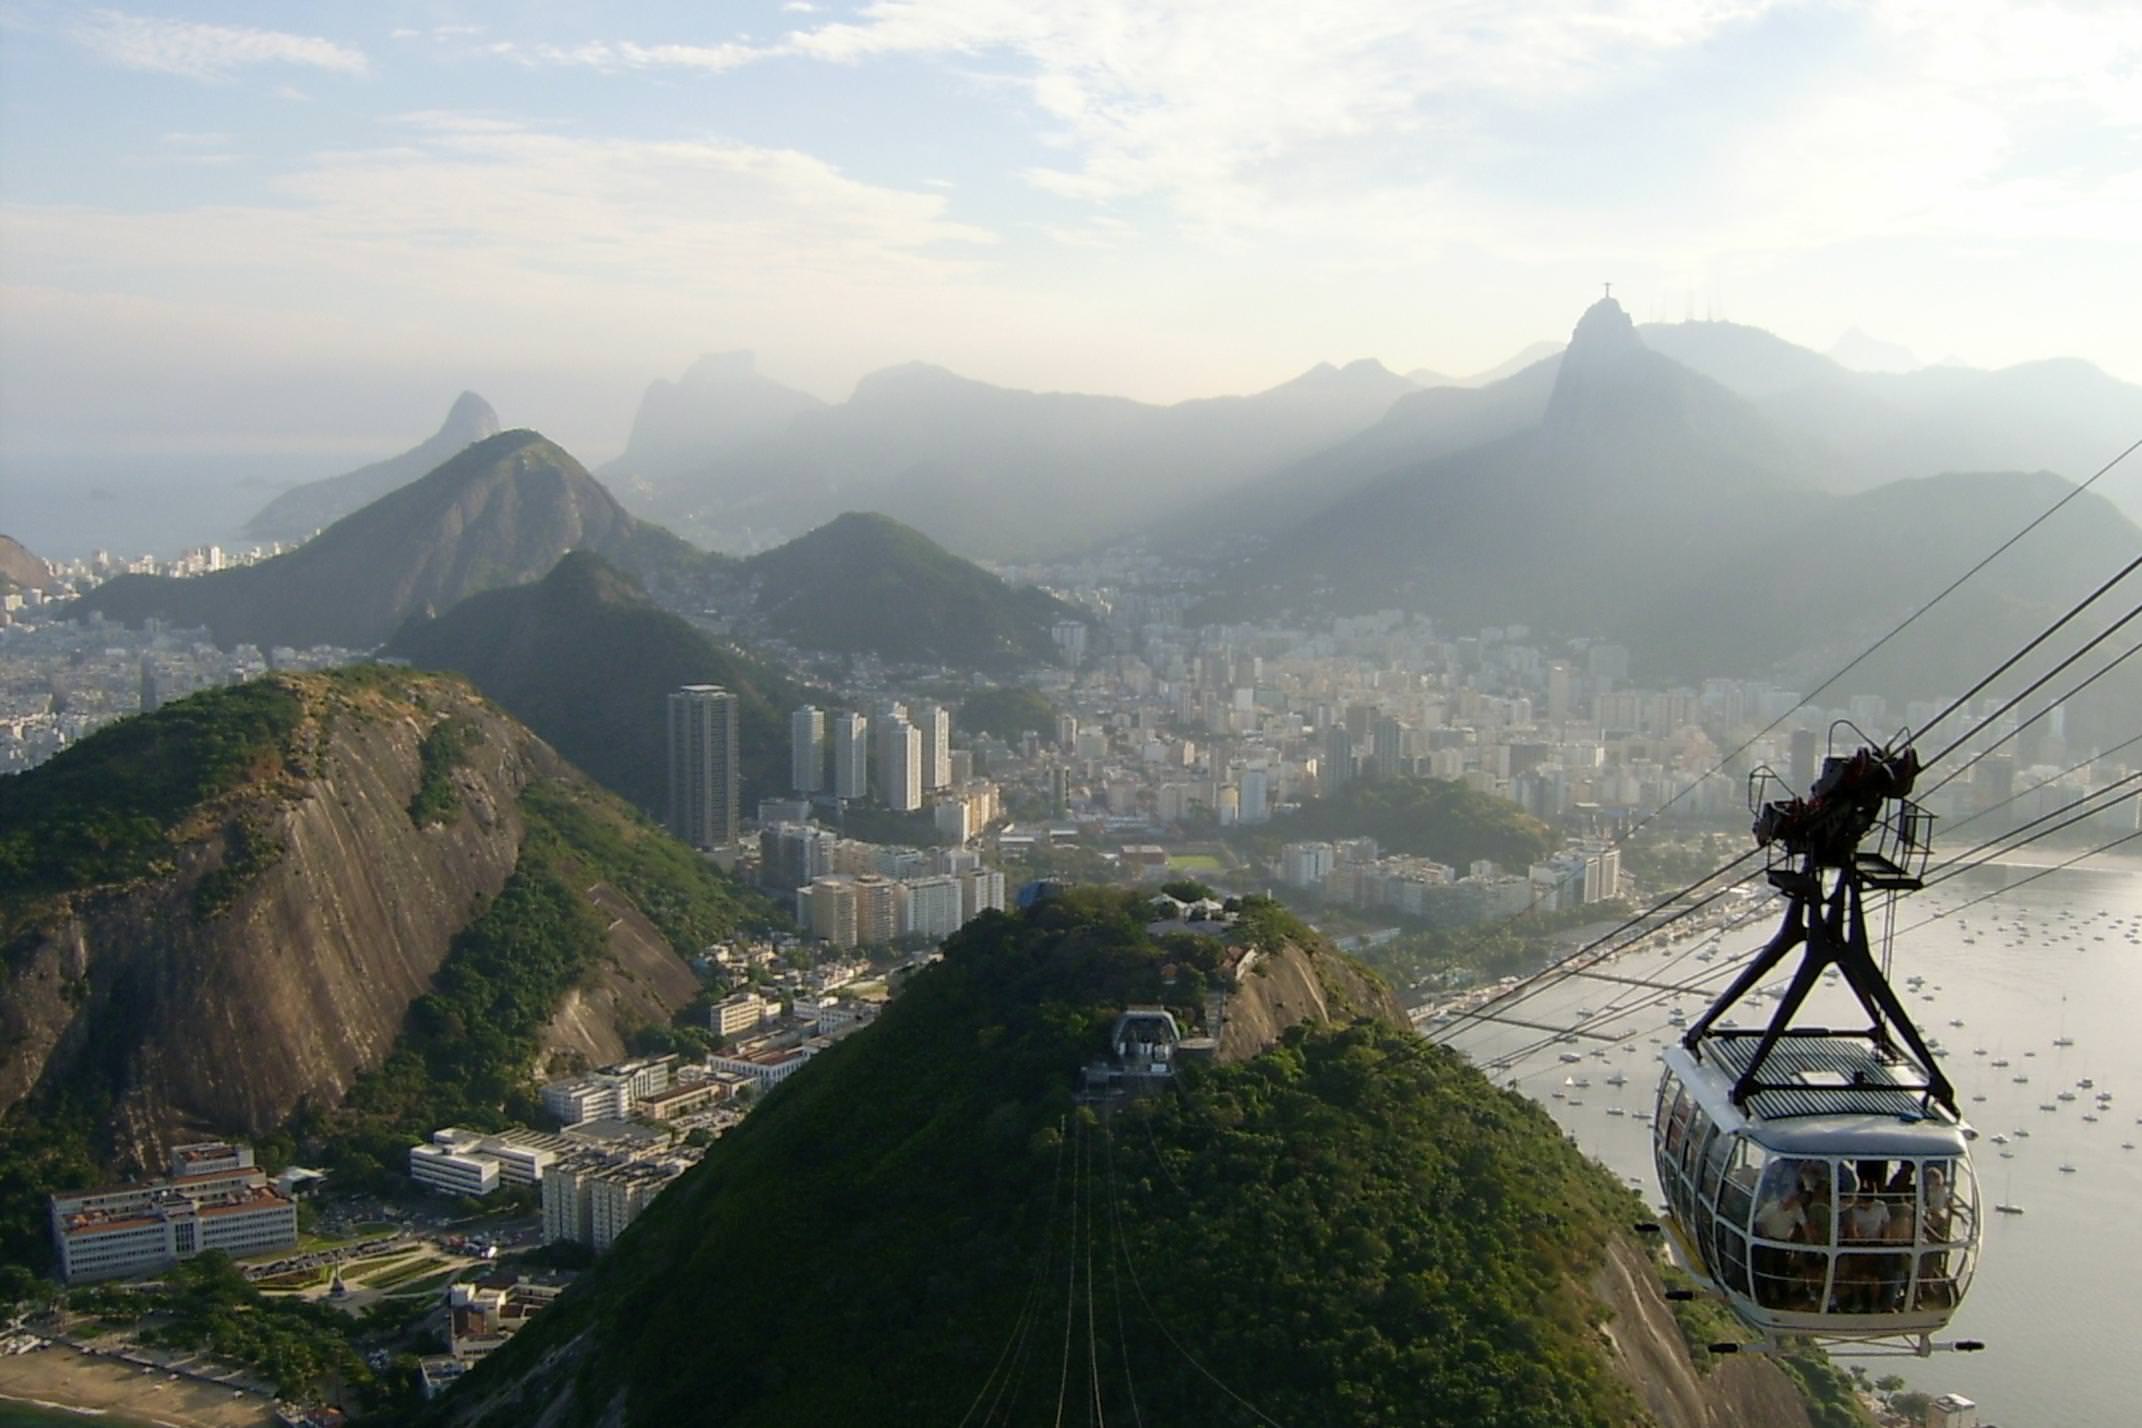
[880, 718, 923, 812]
[790, 705, 825, 794]
[914, 701, 952, 790]
[832, 712, 869, 800]
[667, 685, 739, 851]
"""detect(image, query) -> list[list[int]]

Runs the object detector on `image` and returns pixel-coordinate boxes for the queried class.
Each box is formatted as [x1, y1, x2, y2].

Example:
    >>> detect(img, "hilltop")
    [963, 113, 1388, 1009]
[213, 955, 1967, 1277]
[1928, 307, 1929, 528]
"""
[434, 890, 1826, 1428]
[0, 533, 55, 593]
[69, 430, 700, 651]
[386, 551, 802, 811]
[243, 392, 502, 543]
[1229, 297, 1800, 630]
[731, 511, 1082, 668]
[0, 667, 774, 1267]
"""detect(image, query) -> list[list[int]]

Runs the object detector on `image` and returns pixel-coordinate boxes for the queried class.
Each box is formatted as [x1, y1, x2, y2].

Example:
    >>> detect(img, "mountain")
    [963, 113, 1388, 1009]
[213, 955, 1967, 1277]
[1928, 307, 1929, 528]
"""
[70, 430, 702, 651]
[1227, 297, 1801, 627]
[242, 392, 501, 543]
[1637, 320, 1847, 399]
[0, 667, 769, 1201]
[0, 534, 54, 592]
[1640, 468, 2142, 731]
[432, 890, 1826, 1428]
[1829, 327, 1920, 373]
[1462, 338, 1565, 386]
[1201, 351, 1563, 536]
[604, 351, 826, 484]
[731, 511, 1082, 668]
[620, 358, 1422, 557]
[386, 552, 800, 812]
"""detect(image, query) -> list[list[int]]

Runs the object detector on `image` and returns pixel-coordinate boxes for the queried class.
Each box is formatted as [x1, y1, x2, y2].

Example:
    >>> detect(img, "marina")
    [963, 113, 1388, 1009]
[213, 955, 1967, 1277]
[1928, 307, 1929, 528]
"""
[1443, 855, 2142, 1427]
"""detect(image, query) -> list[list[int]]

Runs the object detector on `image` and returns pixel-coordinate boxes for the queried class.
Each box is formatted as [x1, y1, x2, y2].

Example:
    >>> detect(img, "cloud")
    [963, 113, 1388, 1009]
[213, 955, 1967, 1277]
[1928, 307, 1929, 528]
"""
[491, 38, 759, 74]
[68, 8, 367, 80]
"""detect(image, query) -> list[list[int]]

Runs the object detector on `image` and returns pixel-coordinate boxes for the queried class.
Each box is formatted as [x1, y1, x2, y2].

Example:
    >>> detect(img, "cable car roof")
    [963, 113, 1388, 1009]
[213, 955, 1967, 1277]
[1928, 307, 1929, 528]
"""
[1664, 1043, 1971, 1157]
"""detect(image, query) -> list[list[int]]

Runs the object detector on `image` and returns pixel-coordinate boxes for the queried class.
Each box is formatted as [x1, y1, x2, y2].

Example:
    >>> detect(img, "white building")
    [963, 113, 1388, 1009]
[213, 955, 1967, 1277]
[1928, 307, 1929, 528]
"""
[409, 1141, 501, 1199]
[708, 990, 769, 1038]
[914, 702, 952, 790]
[51, 1143, 297, 1283]
[832, 711, 869, 800]
[882, 718, 923, 812]
[903, 874, 965, 941]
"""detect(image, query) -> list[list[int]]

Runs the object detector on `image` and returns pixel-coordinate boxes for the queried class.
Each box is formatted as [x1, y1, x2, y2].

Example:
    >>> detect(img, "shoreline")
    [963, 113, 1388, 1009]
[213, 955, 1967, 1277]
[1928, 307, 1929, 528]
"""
[0, 1344, 277, 1428]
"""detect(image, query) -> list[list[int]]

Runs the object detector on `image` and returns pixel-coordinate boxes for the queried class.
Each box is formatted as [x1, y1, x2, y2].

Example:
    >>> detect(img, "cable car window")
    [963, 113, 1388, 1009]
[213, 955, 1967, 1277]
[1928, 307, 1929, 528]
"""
[1699, 1129, 1733, 1205]
[1680, 1114, 1714, 1183]
[1750, 1156, 1828, 1311]
[1913, 1157, 1974, 1311]
[1717, 1139, 1759, 1231]
[1716, 1228, 1750, 1297]
[1663, 1088, 1694, 1162]
[1831, 1250, 1912, 1314]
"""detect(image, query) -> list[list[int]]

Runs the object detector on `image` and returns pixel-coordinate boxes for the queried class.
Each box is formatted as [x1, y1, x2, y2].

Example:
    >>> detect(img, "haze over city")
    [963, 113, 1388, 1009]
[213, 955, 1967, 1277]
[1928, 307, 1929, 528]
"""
[4, 7, 2141, 1428]
[2, 0, 2138, 466]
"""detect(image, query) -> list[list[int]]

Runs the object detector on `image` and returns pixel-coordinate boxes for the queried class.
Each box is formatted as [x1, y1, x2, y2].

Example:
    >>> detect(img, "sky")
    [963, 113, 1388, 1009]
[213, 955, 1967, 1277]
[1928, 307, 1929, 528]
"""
[1, 0, 2138, 468]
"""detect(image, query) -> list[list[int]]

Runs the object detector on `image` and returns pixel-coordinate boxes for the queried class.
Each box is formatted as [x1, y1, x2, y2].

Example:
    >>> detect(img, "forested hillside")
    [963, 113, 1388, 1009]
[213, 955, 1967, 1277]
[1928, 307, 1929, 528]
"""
[434, 890, 1824, 1428]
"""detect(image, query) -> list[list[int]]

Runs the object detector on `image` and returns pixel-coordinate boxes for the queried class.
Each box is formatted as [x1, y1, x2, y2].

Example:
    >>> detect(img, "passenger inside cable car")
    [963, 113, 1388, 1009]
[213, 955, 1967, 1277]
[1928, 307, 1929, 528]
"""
[1655, 1068, 1978, 1329]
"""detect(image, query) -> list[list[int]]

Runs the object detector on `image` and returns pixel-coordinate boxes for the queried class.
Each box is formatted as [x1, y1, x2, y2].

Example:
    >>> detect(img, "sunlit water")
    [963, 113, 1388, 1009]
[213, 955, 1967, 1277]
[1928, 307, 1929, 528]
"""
[1448, 858, 2142, 1427]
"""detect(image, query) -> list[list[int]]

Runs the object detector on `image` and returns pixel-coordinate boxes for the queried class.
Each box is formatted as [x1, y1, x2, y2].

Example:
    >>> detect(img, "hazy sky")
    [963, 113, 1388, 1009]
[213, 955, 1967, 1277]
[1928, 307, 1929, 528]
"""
[2, 0, 2138, 465]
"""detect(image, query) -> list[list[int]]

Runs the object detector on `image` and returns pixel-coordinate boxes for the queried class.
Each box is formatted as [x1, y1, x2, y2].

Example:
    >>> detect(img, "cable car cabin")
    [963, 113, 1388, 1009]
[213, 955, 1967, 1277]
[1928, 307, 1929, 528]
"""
[1653, 1039, 1979, 1348]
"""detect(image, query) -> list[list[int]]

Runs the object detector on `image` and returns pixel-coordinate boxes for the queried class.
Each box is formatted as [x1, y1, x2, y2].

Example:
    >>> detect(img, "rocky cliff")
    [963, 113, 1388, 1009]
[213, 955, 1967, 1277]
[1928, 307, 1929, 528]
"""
[0, 669, 727, 1168]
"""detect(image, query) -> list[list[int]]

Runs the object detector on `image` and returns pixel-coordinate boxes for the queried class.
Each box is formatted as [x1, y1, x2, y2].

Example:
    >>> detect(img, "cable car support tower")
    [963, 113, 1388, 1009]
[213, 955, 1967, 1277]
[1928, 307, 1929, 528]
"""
[1684, 738, 1950, 1115]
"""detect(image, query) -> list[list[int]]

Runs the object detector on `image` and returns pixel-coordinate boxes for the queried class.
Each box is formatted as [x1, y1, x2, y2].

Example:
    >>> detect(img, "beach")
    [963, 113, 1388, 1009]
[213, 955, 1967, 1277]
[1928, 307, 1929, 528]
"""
[0, 1343, 276, 1428]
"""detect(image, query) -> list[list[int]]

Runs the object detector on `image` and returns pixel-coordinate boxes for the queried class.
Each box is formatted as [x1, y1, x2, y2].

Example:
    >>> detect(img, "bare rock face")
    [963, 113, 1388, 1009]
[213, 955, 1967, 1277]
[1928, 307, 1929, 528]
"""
[1593, 1239, 1817, 1428]
[1216, 938, 1405, 1063]
[538, 879, 700, 1072]
[0, 672, 614, 1167]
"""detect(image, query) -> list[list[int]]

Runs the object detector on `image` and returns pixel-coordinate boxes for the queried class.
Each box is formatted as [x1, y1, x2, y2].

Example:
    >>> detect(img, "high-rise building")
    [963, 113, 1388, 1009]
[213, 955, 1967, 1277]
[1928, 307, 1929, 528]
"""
[915, 702, 952, 790]
[666, 685, 739, 850]
[833, 712, 869, 799]
[879, 717, 922, 811]
[790, 705, 825, 794]
[138, 657, 161, 714]
[1322, 726, 1354, 794]
[1240, 765, 1269, 823]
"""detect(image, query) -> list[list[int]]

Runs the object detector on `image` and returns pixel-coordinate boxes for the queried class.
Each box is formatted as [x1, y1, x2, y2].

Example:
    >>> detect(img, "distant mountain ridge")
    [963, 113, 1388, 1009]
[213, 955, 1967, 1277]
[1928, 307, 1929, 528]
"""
[612, 354, 1424, 557]
[242, 391, 501, 543]
[71, 430, 698, 650]
[605, 351, 826, 484]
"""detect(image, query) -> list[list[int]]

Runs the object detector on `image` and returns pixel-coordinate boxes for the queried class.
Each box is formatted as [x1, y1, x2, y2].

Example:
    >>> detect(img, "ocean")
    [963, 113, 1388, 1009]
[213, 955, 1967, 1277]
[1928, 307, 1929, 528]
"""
[1458, 855, 2142, 1427]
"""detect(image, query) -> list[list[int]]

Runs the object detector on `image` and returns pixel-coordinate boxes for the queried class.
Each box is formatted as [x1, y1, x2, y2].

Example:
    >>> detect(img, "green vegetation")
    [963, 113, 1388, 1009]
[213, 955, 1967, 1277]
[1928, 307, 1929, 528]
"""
[1157, 878, 1217, 901]
[1774, 1339, 1878, 1428]
[386, 551, 799, 810]
[409, 717, 481, 827]
[957, 684, 1057, 744]
[1238, 774, 1554, 870]
[518, 778, 781, 956]
[744, 513, 1077, 668]
[79, 1253, 375, 1403]
[359, 1256, 445, 1290]
[439, 889, 1673, 1428]
[0, 1106, 100, 1277]
[1344, 897, 1636, 992]
[314, 777, 775, 1189]
[1660, 1262, 1750, 1373]
[0, 680, 302, 930]
[191, 808, 286, 922]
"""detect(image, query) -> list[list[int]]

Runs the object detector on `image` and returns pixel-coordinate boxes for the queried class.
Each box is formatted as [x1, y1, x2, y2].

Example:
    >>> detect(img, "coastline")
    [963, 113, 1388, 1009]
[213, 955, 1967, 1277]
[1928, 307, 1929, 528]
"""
[0, 1343, 277, 1428]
